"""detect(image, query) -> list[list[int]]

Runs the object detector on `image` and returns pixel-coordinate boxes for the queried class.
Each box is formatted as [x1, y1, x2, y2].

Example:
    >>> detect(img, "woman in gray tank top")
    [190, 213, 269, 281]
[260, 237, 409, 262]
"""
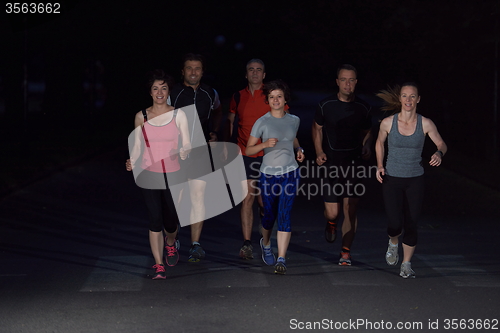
[375, 83, 447, 279]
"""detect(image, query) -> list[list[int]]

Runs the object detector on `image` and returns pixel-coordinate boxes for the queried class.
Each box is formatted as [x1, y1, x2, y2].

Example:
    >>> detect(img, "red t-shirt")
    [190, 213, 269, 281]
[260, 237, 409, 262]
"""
[230, 85, 288, 157]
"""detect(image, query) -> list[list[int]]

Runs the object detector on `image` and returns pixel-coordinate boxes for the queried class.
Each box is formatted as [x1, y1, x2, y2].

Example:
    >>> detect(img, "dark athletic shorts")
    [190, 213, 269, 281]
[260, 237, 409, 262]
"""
[180, 144, 213, 180]
[322, 149, 364, 203]
[243, 155, 263, 180]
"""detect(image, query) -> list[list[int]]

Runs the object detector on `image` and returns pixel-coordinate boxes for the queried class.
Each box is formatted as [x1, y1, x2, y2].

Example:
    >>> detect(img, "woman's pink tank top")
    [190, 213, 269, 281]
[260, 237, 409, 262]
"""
[141, 110, 180, 173]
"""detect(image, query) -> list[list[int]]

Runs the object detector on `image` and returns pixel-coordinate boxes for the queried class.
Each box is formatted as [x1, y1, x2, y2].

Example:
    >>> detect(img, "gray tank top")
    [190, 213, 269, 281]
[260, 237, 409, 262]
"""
[386, 113, 425, 178]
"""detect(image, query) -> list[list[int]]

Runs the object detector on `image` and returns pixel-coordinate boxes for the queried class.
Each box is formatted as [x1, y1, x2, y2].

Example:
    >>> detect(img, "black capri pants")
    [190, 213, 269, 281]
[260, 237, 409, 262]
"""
[382, 174, 424, 247]
[138, 170, 180, 233]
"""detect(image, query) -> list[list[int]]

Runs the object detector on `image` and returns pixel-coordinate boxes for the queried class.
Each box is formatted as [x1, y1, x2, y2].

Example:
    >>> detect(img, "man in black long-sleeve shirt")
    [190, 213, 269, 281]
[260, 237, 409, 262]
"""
[169, 53, 222, 262]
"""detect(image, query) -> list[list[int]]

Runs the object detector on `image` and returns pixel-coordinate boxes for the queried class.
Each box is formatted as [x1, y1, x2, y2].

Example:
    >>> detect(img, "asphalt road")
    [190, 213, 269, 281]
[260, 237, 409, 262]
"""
[1, 94, 499, 332]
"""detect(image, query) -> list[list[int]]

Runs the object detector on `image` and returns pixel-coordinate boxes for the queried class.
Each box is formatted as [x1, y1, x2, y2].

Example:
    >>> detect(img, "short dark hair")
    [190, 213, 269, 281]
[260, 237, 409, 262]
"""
[336, 64, 357, 78]
[147, 69, 174, 91]
[246, 58, 265, 72]
[182, 53, 205, 71]
[263, 79, 291, 103]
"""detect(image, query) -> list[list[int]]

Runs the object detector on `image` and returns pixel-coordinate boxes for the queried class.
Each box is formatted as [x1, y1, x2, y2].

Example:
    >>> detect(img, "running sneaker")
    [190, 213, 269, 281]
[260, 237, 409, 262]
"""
[274, 257, 287, 275]
[151, 264, 166, 280]
[239, 241, 254, 260]
[338, 250, 352, 266]
[165, 243, 179, 267]
[165, 236, 180, 251]
[260, 237, 276, 265]
[400, 262, 416, 279]
[188, 243, 205, 263]
[325, 221, 337, 243]
[385, 240, 399, 266]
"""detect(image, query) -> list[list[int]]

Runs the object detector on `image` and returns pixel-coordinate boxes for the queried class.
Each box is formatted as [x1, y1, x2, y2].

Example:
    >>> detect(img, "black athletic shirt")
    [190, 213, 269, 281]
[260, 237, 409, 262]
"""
[169, 82, 220, 141]
[314, 95, 371, 153]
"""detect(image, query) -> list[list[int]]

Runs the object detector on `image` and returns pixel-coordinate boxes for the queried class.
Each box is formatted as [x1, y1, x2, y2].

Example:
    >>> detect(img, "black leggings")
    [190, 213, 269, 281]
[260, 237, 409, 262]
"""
[382, 175, 424, 247]
[138, 171, 179, 233]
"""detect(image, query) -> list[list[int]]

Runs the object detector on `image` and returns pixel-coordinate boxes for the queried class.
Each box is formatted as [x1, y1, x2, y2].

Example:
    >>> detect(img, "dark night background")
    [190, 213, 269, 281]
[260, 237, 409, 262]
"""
[1, 0, 499, 194]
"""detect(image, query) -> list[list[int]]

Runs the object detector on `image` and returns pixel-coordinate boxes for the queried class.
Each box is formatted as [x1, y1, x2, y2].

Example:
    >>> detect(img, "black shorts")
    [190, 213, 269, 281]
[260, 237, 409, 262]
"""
[243, 155, 263, 180]
[322, 149, 364, 203]
[180, 144, 213, 180]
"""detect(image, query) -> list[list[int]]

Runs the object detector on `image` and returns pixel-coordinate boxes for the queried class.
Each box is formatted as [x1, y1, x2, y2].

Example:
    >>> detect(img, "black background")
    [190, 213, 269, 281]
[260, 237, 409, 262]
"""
[1, 0, 499, 171]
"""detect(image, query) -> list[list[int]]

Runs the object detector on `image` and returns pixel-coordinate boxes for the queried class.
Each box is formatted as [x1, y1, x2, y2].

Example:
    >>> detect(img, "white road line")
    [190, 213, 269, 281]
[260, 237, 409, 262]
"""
[323, 265, 394, 286]
[303, 251, 394, 286]
[206, 266, 270, 288]
[417, 254, 500, 288]
[79, 256, 149, 292]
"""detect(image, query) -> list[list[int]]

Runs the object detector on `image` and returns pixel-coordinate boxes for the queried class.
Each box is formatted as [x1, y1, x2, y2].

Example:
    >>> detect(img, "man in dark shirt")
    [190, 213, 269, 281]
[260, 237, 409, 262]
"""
[312, 64, 371, 266]
[169, 53, 222, 262]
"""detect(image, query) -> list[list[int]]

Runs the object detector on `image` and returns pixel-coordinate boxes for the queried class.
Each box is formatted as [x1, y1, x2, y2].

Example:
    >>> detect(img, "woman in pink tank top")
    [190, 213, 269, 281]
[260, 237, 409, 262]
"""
[126, 70, 191, 279]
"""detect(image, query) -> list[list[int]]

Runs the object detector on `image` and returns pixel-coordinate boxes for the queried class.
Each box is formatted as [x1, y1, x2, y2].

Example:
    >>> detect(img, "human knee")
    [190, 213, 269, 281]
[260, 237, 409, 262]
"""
[261, 223, 273, 231]
[402, 229, 418, 247]
[279, 226, 291, 232]
[343, 201, 358, 213]
[190, 191, 204, 203]
[325, 214, 339, 223]
[261, 215, 275, 230]
[277, 222, 291, 232]
[387, 226, 402, 238]
[324, 207, 339, 221]
[324, 202, 339, 221]
[242, 192, 256, 207]
[164, 224, 178, 234]
[147, 211, 163, 232]
[149, 223, 163, 233]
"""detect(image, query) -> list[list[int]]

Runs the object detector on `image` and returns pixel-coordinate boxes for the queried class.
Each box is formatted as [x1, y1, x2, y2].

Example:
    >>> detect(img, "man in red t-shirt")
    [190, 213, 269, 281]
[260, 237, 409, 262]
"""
[227, 59, 289, 260]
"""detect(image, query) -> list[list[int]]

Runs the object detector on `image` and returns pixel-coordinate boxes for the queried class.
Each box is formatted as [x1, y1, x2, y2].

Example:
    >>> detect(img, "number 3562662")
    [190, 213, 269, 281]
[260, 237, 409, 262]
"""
[6, 3, 61, 14]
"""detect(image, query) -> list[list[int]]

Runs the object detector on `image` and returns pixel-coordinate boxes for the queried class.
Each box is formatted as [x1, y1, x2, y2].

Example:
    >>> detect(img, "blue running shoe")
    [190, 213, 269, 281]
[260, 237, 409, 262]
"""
[260, 238, 275, 265]
[188, 243, 205, 263]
